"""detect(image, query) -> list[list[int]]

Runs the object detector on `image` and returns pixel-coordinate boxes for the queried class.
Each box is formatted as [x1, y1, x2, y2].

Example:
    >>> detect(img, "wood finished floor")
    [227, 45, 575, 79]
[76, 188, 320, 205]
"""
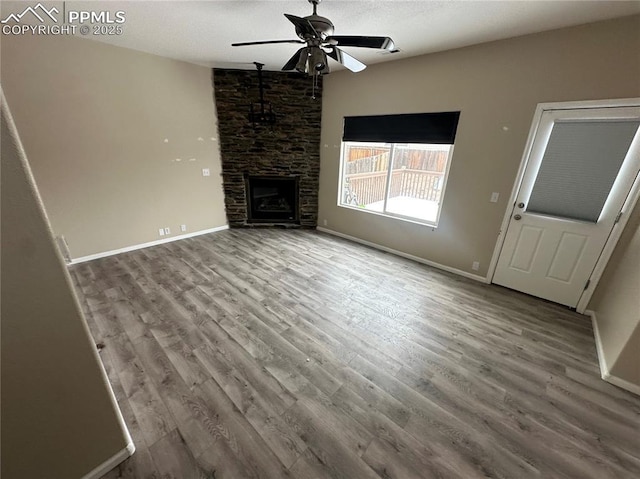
[69, 229, 640, 479]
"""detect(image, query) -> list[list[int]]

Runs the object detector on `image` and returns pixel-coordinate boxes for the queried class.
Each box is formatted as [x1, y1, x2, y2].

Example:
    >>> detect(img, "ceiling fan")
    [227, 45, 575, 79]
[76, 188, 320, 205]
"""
[231, 0, 397, 76]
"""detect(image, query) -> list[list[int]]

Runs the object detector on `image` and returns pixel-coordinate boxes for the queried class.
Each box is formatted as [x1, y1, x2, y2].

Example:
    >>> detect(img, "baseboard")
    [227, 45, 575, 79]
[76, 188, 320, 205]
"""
[316, 227, 489, 284]
[586, 310, 640, 396]
[80, 441, 135, 479]
[69, 225, 229, 264]
[603, 372, 640, 396]
[587, 310, 610, 379]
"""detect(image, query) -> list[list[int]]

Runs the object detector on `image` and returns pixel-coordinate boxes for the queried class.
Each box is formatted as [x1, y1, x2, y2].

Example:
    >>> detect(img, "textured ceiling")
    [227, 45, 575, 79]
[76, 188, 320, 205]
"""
[11, 1, 640, 72]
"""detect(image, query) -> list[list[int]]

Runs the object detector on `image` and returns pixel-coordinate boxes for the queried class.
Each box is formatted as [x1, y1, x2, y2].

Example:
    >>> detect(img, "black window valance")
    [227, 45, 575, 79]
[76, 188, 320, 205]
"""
[343, 111, 460, 144]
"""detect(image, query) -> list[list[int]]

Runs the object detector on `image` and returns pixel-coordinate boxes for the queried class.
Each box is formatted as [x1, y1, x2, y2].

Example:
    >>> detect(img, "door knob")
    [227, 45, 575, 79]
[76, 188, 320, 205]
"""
[514, 214, 522, 220]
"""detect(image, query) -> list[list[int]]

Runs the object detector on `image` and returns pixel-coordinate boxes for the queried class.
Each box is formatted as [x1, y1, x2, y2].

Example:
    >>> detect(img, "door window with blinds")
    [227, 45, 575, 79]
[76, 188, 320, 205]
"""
[338, 112, 460, 226]
[527, 119, 640, 222]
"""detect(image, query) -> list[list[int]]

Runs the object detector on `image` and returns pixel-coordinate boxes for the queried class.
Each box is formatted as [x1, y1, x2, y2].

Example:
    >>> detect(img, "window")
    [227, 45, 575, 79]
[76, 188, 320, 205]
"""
[338, 112, 460, 226]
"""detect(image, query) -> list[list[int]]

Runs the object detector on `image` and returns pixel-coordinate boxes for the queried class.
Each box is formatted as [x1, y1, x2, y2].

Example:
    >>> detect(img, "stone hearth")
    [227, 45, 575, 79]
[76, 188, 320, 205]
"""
[213, 68, 322, 227]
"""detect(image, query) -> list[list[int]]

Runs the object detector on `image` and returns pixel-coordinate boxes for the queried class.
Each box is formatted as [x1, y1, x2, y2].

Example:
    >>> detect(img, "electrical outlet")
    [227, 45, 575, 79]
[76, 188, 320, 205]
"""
[472, 261, 480, 271]
[490, 192, 500, 203]
[323, 219, 327, 226]
[181, 224, 187, 232]
[159, 228, 165, 236]
[202, 168, 210, 177]
[164, 227, 171, 235]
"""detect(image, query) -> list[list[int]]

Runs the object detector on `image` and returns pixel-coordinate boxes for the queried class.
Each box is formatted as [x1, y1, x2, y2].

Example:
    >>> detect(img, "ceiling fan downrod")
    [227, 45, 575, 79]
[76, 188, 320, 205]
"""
[309, 0, 320, 16]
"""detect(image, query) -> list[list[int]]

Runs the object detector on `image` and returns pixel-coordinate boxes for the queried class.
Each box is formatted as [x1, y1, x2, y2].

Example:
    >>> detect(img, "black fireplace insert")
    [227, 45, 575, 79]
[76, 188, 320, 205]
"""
[245, 176, 299, 223]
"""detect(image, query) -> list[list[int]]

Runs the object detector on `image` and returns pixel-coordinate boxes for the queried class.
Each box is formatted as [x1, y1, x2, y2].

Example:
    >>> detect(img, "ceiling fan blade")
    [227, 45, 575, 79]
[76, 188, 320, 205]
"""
[232, 39, 305, 47]
[327, 47, 366, 73]
[325, 35, 395, 51]
[281, 47, 307, 71]
[284, 13, 319, 38]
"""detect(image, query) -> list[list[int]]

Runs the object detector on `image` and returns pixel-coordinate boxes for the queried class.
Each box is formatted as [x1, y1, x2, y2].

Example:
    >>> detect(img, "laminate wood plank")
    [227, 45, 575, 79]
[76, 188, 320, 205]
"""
[148, 429, 214, 479]
[565, 366, 640, 411]
[194, 342, 307, 468]
[549, 372, 640, 419]
[311, 232, 593, 340]
[161, 337, 211, 389]
[350, 353, 542, 479]
[193, 379, 293, 479]
[394, 365, 507, 420]
[545, 380, 640, 455]
[130, 333, 218, 459]
[112, 300, 148, 342]
[116, 396, 149, 452]
[142, 289, 208, 350]
[127, 379, 177, 448]
[91, 309, 127, 340]
[280, 326, 412, 428]
[331, 384, 470, 478]
[363, 438, 448, 479]
[191, 236, 406, 377]
[101, 400, 159, 479]
[196, 439, 274, 479]
[398, 362, 629, 478]
[501, 391, 640, 477]
[288, 449, 340, 479]
[106, 333, 149, 399]
[101, 447, 158, 479]
[198, 280, 290, 334]
[199, 289, 344, 398]
[97, 346, 127, 403]
[67, 229, 640, 479]
[281, 400, 380, 479]
[197, 317, 298, 413]
[296, 395, 374, 457]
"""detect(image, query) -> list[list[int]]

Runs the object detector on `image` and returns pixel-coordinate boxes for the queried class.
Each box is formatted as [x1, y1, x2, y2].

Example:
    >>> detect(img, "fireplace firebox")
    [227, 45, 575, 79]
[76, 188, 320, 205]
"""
[246, 176, 299, 224]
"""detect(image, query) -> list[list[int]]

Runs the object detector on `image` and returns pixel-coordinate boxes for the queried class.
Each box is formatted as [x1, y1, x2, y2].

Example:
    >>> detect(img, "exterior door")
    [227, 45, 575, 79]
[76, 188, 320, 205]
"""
[493, 105, 640, 307]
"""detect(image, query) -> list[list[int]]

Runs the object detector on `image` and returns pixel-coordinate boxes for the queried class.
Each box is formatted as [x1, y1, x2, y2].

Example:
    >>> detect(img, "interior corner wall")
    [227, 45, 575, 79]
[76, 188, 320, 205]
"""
[588, 200, 640, 388]
[318, 15, 640, 278]
[0, 33, 227, 260]
[1, 93, 131, 478]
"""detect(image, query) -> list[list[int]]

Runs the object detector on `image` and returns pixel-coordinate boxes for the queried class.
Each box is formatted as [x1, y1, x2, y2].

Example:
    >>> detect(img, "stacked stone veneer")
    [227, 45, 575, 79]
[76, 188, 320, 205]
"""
[213, 68, 322, 227]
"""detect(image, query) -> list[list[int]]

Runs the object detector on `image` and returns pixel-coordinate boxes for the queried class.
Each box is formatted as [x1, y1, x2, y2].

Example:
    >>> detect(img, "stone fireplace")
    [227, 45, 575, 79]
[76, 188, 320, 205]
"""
[212, 68, 321, 228]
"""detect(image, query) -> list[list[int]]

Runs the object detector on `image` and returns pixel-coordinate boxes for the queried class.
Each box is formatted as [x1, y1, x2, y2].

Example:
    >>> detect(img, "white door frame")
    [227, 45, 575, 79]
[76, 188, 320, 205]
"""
[487, 98, 640, 314]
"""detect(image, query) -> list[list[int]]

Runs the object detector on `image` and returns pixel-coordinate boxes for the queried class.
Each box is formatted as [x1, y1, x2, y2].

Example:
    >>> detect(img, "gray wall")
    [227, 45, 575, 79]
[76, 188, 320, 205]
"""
[1, 33, 227, 260]
[318, 15, 640, 278]
[1, 93, 131, 478]
[589, 201, 640, 388]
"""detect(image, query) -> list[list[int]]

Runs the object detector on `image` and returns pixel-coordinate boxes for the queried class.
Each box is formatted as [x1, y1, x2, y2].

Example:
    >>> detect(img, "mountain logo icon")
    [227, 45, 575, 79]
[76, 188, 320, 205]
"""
[1, 3, 59, 24]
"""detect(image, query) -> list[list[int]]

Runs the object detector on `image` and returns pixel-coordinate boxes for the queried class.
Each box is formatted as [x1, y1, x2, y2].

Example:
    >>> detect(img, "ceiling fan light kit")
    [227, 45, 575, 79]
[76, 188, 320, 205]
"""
[232, 0, 397, 77]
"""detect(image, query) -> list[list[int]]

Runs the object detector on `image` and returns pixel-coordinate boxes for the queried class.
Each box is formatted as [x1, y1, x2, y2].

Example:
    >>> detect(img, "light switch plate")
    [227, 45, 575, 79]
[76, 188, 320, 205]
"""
[490, 192, 499, 203]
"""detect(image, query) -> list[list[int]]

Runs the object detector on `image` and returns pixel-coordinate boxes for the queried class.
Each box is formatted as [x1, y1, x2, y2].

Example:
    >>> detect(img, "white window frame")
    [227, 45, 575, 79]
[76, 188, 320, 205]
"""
[337, 140, 455, 227]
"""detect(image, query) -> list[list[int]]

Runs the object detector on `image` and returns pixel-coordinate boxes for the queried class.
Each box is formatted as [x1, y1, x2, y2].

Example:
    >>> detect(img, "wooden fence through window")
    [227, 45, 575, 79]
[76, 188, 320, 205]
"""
[345, 169, 443, 206]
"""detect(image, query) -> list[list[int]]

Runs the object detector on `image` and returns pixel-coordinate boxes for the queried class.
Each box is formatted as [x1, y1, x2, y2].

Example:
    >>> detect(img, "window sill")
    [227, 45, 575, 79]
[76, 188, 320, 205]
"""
[337, 204, 439, 229]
